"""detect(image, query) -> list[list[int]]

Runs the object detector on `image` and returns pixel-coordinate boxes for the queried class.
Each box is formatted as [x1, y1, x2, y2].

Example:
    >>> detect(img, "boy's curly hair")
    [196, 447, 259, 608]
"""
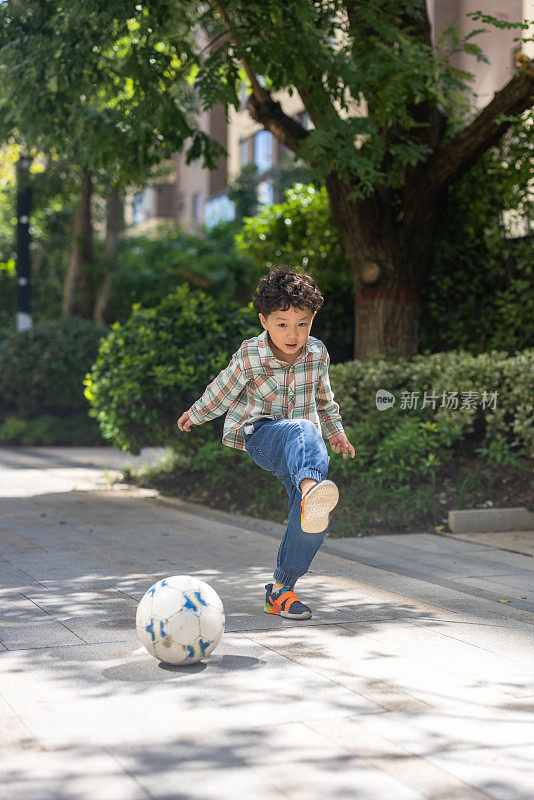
[252, 267, 324, 317]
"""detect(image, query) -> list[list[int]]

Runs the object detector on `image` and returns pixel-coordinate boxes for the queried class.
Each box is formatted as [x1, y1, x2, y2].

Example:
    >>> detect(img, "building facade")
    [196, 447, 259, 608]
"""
[124, 1, 531, 234]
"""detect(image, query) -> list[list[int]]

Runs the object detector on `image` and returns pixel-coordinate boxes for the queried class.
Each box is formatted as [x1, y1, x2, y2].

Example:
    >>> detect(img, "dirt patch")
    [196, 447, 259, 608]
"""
[125, 455, 533, 538]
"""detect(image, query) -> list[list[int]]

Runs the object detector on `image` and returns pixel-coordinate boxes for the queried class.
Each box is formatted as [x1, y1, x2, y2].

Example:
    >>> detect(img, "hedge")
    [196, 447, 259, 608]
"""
[85, 284, 259, 453]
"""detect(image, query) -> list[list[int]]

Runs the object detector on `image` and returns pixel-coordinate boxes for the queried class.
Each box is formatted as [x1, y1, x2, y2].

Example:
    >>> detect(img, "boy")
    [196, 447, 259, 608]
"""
[177, 267, 355, 620]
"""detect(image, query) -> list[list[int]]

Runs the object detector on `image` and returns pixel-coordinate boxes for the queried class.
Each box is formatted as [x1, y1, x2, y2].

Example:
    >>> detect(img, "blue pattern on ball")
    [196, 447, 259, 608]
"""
[145, 617, 156, 641]
[183, 591, 208, 614]
[186, 638, 211, 660]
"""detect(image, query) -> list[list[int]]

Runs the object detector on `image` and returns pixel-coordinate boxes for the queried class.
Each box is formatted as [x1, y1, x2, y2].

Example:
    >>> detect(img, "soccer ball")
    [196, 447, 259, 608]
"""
[136, 575, 225, 665]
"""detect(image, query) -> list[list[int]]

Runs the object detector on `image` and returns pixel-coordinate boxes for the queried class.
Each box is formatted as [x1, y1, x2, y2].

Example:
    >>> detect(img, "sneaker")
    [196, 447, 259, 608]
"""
[301, 479, 339, 533]
[264, 583, 312, 620]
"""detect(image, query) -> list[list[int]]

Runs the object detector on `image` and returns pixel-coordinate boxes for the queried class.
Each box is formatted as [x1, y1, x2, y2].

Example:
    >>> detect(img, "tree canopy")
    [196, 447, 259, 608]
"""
[1, 1, 532, 356]
[0, 0, 223, 187]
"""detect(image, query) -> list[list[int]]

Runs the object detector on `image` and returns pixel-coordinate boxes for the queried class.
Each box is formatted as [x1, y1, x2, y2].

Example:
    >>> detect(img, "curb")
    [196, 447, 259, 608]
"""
[448, 506, 534, 533]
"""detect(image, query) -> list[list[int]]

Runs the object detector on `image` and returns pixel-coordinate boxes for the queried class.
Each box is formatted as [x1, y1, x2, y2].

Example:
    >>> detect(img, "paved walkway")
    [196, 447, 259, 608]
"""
[1, 447, 533, 800]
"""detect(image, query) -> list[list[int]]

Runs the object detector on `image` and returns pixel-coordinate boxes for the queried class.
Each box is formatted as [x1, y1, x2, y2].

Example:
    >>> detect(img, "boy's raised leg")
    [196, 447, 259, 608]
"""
[300, 477, 317, 495]
[246, 418, 337, 614]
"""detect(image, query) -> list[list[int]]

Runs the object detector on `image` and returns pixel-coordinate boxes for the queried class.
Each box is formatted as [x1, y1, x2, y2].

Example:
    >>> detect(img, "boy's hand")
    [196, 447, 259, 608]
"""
[177, 411, 195, 432]
[329, 432, 355, 459]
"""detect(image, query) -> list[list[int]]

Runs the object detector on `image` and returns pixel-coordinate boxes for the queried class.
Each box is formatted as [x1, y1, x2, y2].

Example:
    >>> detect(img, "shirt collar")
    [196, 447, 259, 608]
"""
[257, 329, 319, 366]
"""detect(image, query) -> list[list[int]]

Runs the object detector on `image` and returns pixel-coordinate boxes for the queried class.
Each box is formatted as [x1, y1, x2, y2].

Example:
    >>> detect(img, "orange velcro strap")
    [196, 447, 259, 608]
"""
[275, 590, 295, 610]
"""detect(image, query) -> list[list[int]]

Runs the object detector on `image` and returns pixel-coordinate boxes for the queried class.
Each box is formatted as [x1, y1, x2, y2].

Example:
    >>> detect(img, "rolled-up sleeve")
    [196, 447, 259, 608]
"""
[316, 349, 345, 440]
[188, 351, 248, 424]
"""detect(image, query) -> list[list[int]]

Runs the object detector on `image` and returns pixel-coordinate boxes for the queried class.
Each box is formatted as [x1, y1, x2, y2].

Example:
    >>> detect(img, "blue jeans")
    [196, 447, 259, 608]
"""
[242, 417, 330, 587]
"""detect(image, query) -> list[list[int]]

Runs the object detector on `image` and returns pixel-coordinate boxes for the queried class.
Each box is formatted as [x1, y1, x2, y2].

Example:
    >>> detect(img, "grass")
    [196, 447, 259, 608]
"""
[331, 478, 436, 536]
[456, 470, 486, 509]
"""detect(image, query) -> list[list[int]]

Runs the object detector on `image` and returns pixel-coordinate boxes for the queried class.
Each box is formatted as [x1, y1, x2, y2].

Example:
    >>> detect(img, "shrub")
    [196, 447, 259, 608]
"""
[0, 318, 106, 419]
[0, 413, 103, 446]
[236, 184, 354, 363]
[237, 111, 534, 359]
[421, 134, 534, 354]
[107, 221, 263, 323]
[474, 439, 526, 467]
[327, 349, 533, 487]
[0, 415, 27, 442]
[371, 418, 461, 485]
[85, 284, 259, 453]
[0, 260, 16, 329]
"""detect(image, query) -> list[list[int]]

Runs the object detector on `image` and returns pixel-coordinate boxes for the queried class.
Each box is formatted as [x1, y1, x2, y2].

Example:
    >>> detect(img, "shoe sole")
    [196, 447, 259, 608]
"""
[301, 480, 339, 533]
[264, 604, 311, 620]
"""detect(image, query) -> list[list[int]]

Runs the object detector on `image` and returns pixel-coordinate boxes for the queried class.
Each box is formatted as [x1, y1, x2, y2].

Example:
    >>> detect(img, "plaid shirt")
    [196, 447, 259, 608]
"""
[187, 330, 345, 451]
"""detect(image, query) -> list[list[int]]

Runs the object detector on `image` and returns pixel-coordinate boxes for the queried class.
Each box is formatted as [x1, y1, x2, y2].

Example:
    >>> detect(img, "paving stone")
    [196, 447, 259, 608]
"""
[111, 726, 426, 800]
[452, 573, 534, 596]
[0, 635, 384, 750]
[322, 534, 530, 579]
[0, 618, 86, 650]
[446, 531, 534, 558]
[312, 548, 534, 621]
[245, 626, 430, 713]
[358, 712, 534, 800]
[0, 748, 150, 800]
[305, 717, 492, 800]
[0, 693, 38, 751]
[431, 619, 534, 664]
[337, 621, 534, 699]
[0, 528, 47, 556]
[246, 621, 532, 713]
[1, 447, 534, 800]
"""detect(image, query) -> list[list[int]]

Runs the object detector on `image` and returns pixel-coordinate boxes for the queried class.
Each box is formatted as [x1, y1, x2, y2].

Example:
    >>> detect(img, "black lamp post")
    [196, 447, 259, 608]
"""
[16, 154, 32, 332]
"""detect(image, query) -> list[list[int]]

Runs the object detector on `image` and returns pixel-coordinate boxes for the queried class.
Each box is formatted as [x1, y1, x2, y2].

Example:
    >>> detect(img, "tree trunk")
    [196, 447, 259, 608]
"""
[62, 169, 93, 318]
[94, 186, 123, 324]
[325, 173, 444, 360]
[353, 287, 422, 360]
[214, 3, 534, 361]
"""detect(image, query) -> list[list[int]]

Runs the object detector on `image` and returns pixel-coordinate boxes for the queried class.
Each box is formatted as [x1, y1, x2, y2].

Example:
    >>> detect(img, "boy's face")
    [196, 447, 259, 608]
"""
[259, 305, 316, 362]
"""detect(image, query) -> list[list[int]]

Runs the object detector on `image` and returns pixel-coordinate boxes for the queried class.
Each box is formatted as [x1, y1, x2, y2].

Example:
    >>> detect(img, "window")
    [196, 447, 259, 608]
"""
[205, 195, 236, 229]
[192, 192, 202, 222]
[239, 138, 250, 167]
[239, 83, 249, 111]
[254, 131, 272, 172]
[257, 181, 274, 208]
[133, 192, 143, 225]
[132, 187, 153, 224]
[297, 110, 314, 130]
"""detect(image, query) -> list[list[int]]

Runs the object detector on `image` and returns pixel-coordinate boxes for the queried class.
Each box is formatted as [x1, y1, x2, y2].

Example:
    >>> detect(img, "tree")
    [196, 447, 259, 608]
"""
[227, 155, 312, 220]
[2, 2, 532, 355]
[0, 1, 224, 318]
[195, 1, 534, 358]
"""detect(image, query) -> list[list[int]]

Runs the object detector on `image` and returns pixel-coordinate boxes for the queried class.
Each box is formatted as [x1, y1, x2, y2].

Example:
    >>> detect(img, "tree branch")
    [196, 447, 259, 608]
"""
[245, 93, 310, 154]
[398, 1, 432, 49]
[210, 0, 309, 154]
[345, 0, 432, 50]
[344, 0, 439, 151]
[344, 0, 377, 47]
[296, 83, 339, 130]
[404, 62, 534, 230]
[397, 0, 445, 150]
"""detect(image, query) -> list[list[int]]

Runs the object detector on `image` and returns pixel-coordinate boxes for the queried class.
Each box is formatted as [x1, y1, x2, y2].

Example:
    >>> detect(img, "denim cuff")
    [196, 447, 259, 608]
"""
[273, 567, 300, 586]
[293, 468, 324, 491]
